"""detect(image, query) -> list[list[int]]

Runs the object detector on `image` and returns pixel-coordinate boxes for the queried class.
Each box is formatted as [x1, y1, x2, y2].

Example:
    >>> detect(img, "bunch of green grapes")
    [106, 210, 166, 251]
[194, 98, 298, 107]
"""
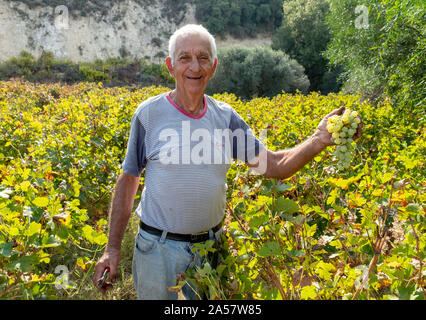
[326, 109, 361, 170]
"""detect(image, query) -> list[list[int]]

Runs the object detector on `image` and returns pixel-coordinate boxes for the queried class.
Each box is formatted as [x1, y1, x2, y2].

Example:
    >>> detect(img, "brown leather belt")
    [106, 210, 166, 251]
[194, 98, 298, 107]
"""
[139, 221, 222, 243]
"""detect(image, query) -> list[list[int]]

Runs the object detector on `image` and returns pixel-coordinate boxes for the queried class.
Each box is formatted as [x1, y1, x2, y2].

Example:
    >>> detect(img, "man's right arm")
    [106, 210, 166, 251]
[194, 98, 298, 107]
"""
[107, 172, 140, 251]
[93, 172, 140, 293]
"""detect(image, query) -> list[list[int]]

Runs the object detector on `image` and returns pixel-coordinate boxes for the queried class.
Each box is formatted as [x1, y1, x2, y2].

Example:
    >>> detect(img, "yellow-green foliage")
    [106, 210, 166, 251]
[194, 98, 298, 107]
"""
[0, 81, 424, 300]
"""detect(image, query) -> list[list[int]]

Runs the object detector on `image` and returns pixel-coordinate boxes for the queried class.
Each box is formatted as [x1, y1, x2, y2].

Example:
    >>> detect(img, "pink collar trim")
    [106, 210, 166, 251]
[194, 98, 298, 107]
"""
[166, 92, 208, 119]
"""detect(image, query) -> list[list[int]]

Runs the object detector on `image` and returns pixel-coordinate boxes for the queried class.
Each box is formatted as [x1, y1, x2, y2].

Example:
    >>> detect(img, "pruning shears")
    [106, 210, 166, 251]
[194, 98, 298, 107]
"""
[97, 267, 110, 288]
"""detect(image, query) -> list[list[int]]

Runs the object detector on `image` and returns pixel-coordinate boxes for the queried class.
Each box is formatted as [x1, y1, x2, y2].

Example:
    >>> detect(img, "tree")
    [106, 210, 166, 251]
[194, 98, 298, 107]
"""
[325, 0, 425, 117]
[272, 0, 341, 93]
[195, 0, 283, 38]
[206, 45, 309, 99]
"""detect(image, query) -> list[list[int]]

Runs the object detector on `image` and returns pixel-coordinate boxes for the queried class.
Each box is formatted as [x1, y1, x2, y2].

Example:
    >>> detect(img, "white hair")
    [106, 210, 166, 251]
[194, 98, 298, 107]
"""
[168, 24, 217, 66]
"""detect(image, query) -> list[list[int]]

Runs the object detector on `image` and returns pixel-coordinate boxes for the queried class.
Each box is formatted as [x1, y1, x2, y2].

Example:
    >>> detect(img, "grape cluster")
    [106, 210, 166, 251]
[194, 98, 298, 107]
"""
[326, 109, 361, 170]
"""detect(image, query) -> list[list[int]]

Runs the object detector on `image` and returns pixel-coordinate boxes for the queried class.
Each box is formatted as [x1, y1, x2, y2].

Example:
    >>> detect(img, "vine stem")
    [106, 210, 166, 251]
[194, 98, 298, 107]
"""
[352, 176, 395, 300]
[0, 278, 18, 299]
[352, 227, 388, 300]
[226, 200, 249, 235]
[263, 259, 288, 300]
[408, 217, 425, 296]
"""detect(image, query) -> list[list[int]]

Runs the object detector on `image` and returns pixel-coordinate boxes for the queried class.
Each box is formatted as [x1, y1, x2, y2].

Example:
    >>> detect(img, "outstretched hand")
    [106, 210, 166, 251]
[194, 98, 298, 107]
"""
[313, 106, 363, 148]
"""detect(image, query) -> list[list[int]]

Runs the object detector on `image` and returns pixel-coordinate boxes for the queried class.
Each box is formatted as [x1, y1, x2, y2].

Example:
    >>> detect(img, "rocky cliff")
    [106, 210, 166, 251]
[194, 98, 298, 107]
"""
[0, 0, 272, 62]
[0, 0, 198, 62]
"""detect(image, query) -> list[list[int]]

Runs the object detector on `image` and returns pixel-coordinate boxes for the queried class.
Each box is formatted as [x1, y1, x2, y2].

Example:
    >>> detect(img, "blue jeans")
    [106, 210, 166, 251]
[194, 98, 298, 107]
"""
[132, 226, 222, 300]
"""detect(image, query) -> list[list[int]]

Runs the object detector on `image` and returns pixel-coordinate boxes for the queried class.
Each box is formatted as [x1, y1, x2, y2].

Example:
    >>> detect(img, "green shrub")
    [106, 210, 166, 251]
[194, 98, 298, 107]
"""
[78, 65, 109, 82]
[0, 51, 37, 79]
[206, 46, 309, 99]
[0, 51, 174, 87]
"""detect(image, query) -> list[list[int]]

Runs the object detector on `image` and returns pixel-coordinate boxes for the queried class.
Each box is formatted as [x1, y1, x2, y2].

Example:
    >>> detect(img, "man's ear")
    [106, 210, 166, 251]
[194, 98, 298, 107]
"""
[212, 58, 218, 77]
[165, 56, 175, 78]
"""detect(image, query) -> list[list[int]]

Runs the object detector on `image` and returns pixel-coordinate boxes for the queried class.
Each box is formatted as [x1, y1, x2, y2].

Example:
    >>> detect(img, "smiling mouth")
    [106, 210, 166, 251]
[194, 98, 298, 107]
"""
[186, 76, 202, 80]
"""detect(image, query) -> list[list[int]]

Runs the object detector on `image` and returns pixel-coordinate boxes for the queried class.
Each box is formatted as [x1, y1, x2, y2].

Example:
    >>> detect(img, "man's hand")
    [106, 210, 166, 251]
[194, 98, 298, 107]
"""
[92, 247, 121, 295]
[91, 173, 139, 295]
[313, 106, 363, 148]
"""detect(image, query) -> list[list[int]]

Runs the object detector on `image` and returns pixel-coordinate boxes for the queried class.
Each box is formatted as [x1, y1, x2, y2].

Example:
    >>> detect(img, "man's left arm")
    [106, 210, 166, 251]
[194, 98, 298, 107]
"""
[248, 106, 363, 179]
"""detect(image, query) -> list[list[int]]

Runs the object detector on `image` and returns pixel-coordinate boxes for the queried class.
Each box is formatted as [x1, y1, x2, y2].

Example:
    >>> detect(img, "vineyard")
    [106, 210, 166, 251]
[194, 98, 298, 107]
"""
[0, 80, 424, 300]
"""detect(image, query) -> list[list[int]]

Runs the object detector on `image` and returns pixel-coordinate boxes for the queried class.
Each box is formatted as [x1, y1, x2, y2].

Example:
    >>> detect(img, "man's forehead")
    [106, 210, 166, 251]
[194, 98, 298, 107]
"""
[175, 34, 212, 55]
[177, 49, 211, 56]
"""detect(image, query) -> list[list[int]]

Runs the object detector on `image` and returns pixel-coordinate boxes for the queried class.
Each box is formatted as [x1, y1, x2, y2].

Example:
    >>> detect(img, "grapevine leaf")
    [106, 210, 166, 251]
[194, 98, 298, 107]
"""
[40, 234, 61, 248]
[286, 249, 305, 257]
[0, 242, 12, 257]
[406, 203, 420, 213]
[275, 183, 292, 192]
[33, 197, 49, 207]
[274, 198, 299, 214]
[281, 213, 305, 226]
[300, 285, 317, 300]
[248, 214, 269, 228]
[257, 241, 281, 257]
[6, 254, 37, 272]
[27, 222, 41, 237]
[315, 261, 335, 281]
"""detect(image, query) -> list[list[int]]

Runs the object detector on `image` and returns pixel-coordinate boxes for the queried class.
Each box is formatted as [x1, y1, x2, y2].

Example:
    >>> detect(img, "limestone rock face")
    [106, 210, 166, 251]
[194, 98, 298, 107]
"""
[0, 0, 197, 62]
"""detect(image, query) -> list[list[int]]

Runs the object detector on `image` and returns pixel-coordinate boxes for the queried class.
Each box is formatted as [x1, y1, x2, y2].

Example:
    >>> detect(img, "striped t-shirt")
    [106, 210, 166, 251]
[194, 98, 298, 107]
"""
[122, 92, 265, 234]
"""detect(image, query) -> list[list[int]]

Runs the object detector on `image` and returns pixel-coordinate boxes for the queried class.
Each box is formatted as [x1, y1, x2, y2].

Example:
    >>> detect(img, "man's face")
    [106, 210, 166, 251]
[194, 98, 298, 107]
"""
[166, 34, 217, 95]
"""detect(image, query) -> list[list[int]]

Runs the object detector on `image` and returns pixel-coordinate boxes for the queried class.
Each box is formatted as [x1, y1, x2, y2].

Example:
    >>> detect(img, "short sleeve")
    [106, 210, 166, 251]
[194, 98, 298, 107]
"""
[229, 109, 265, 163]
[122, 113, 146, 177]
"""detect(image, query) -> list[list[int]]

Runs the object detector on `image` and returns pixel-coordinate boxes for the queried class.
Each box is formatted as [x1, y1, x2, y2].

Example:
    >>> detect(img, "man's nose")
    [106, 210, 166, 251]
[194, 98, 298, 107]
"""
[189, 57, 201, 72]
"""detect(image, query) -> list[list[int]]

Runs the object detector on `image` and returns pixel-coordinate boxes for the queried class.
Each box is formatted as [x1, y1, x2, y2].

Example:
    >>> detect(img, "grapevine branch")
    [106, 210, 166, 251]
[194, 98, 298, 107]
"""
[262, 259, 288, 300]
[408, 217, 425, 295]
[352, 226, 388, 300]
[352, 178, 395, 300]
[226, 200, 249, 235]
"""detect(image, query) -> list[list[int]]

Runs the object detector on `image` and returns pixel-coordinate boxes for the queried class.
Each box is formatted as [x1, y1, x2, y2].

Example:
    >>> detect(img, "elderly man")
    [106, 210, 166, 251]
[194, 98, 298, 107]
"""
[93, 24, 361, 299]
